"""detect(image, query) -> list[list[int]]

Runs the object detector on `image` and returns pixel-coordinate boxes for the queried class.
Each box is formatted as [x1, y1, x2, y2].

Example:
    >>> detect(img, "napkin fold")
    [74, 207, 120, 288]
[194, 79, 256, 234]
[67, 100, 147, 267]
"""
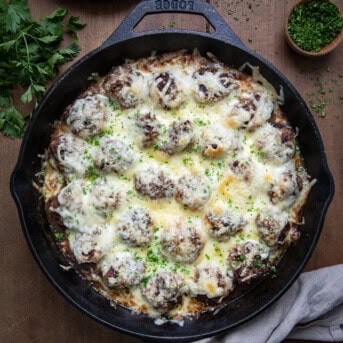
[198, 264, 343, 343]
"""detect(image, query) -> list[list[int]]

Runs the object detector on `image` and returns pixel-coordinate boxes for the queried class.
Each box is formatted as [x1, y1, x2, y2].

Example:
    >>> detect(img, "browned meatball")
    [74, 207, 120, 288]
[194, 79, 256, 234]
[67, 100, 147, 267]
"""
[175, 174, 210, 210]
[66, 94, 110, 138]
[48, 133, 89, 176]
[134, 167, 175, 199]
[94, 136, 137, 174]
[188, 264, 233, 299]
[228, 92, 274, 130]
[100, 252, 145, 289]
[229, 159, 253, 182]
[160, 220, 204, 263]
[228, 241, 269, 283]
[269, 170, 302, 205]
[149, 72, 185, 109]
[103, 64, 143, 109]
[200, 125, 241, 158]
[141, 271, 184, 312]
[72, 225, 112, 264]
[254, 123, 296, 163]
[255, 209, 289, 246]
[135, 112, 161, 148]
[193, 67, 240, 103]
[117, 207, 153, 247]
[159, 120, 194, 154]
[91, 179, 121, 217]
[206, 211, 246, 241]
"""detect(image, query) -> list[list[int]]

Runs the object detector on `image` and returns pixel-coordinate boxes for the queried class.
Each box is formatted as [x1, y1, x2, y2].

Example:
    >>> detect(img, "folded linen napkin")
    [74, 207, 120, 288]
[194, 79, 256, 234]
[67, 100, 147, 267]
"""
[197, 264, 343, 343]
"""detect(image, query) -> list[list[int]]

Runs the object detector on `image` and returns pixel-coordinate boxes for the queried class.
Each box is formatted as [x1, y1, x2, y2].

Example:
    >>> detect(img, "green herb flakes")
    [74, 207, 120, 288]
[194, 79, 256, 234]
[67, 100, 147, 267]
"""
[183, 157, 194, 167]
[54, 232, 63, 239]
[141, 275, 151, 287]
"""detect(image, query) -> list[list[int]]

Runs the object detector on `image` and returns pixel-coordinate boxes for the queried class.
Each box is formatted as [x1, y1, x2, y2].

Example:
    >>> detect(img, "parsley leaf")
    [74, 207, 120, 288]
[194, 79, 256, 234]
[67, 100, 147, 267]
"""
[0, 0, 30, 33]
[66, 16, 86, 42]
[0, 0, 85, 138]
[0, 104, 25, 138]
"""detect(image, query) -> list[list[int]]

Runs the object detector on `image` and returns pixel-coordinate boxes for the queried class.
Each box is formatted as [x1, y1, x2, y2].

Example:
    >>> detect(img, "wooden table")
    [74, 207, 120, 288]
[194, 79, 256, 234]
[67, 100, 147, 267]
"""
[1, 1, 342, 342]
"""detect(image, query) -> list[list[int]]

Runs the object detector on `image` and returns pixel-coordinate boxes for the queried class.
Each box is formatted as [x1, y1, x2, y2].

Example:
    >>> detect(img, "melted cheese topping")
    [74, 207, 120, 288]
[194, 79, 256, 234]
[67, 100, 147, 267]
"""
[41, 50, 314, 321]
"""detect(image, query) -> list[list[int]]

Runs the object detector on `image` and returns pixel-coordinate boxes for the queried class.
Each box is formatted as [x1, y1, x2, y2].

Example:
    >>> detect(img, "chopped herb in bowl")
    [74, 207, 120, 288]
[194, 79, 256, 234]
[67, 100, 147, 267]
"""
[287, 0, 343, 54]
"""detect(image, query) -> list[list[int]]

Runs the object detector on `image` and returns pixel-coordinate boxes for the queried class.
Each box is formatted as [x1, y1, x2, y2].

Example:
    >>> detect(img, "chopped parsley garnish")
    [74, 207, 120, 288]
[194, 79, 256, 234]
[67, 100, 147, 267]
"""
[194, 118, 208, 126]
[213, 244, 223, 258]
[270, 266, 276, 273]
[86, 165, 100, 181]
[146, 249, 159, 263]
[183, 157, 194, 167]
[54, 232, 64, 239]
[141, 275, 151, 287]
[217, 161, 225, 168]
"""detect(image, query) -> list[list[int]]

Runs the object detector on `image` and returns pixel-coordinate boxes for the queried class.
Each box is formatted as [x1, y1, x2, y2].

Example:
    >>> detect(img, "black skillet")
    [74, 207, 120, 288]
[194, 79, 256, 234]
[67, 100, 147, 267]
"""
[10, 0, 335, 342]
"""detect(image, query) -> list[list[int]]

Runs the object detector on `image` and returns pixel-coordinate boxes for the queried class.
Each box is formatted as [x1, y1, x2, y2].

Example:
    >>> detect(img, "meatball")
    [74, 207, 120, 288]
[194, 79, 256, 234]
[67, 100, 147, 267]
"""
[91, 179, 121, 217]
[277, 222, 300, 245]
[48, 133, 89, 176]
[206, 210, 246, 241]
[201, 125, 241, 158]
[159, 120, 194, 154]
[54, 179, 94, 230]
[141, 271, 184, 312]
[254, 124, 296, 163]
[228, 240, 269, 283]
[117, 207, 153, 247]
[229, 159, 252, 182]
[149, 72, 185, 109]
[135, 112, 161, 148]
[100, 252, 145, 289]
[228, 91, 274, 130]
[134, 167, 175, 199]
[103, 64, 144, 109]
[269, 170, 302, 206]
[255, 208, 289, 246]
[160, 220, 204, 263]
[72, 225, 112, 264]
[175, 174, 210, 210]
[193, 67, 240, 103]
[94, 136, 137, 173]
[66, 94, 110, 138]
[188, 263, 233, 299]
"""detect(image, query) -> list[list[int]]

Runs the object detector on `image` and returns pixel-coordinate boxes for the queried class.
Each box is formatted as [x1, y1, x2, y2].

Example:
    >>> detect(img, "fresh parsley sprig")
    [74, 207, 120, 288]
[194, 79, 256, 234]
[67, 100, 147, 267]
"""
[0, 0, 85, 138]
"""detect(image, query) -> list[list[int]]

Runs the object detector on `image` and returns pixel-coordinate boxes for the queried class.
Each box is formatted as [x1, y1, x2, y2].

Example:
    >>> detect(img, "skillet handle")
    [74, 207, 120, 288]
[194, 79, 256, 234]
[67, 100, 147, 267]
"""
[101, 0, 245, 49]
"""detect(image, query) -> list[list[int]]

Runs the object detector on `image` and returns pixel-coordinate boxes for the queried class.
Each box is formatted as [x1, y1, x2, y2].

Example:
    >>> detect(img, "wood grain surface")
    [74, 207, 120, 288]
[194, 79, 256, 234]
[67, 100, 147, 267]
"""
[0, 1, 342, 342]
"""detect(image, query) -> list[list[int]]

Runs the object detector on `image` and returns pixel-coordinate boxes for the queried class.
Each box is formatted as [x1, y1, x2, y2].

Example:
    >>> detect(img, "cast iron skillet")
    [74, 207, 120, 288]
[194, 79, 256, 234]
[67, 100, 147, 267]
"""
[11, 1, 334, 342]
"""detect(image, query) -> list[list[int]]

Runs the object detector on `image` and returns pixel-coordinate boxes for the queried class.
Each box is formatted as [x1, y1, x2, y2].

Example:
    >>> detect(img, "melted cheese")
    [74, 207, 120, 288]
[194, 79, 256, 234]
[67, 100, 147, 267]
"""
[41, 50, 314, 321]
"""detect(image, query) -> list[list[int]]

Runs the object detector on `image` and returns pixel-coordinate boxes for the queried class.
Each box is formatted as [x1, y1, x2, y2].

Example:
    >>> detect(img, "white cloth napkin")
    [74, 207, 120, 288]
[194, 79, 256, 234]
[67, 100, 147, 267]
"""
[197, 264, 343, 343]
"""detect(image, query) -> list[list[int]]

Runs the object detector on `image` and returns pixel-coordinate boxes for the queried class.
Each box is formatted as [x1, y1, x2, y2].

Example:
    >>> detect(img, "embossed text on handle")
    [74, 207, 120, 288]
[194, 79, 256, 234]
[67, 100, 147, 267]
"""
[155, 0, 195, 11]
